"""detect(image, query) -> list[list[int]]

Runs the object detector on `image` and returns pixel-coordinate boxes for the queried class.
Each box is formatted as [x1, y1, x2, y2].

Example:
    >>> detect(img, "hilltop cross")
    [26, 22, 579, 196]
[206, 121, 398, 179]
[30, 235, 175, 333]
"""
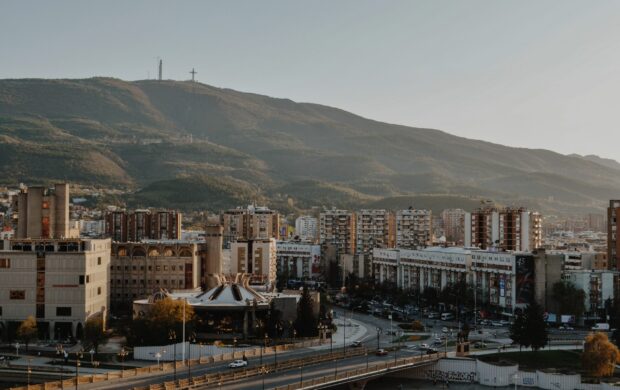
[190, 68, 197, 82]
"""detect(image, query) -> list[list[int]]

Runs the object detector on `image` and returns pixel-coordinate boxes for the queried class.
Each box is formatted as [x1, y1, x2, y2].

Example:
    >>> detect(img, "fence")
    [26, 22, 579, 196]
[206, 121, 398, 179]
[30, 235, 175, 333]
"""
[133, 347, 372, 390]
[9, 339, 325, 390]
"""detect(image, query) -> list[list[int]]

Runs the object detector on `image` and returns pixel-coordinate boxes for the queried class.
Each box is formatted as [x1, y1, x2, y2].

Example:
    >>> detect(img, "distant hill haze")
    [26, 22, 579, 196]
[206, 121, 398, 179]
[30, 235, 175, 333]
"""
[1, 77, 618, 214]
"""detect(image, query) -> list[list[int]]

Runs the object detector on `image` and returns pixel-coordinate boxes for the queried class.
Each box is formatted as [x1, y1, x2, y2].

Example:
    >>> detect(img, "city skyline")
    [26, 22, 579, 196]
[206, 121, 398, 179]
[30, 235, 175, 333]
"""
[2, 1, 620, 159]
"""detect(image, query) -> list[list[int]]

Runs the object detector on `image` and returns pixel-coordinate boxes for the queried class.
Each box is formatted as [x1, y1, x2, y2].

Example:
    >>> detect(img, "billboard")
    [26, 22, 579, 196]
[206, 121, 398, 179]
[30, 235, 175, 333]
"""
[515, 255, 535, 305]
[499, 277, 505, 297]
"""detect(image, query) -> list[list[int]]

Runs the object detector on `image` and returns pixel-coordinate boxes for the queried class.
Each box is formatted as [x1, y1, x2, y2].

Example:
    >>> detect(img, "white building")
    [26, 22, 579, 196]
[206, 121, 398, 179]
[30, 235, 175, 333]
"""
[395, 209, 432, 249]
[465, 207, 542, 252]
[0, 238, 111, 340]
[276, 240, 321, 279]
[563, 270, 617, 314]
[373, 247, 537, 312]
[294, 216, 318, 242]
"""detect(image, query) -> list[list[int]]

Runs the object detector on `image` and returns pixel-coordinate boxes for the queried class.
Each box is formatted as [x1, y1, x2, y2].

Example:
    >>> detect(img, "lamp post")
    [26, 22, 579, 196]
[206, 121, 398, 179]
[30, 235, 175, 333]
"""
[261, 366, 268, 390]
[233, 337, 237, 359]
[27, 358, 32, 388]
[74, 349, 83, 390]
[89, 349, 95, 365]
[376, 327, 382, 350]
[15, 342, 20, 356]
[188, 333, 196, 382]
[168, 330, 177, 381]
[118, 347, 128, 373]
[56, 344, 65, 389]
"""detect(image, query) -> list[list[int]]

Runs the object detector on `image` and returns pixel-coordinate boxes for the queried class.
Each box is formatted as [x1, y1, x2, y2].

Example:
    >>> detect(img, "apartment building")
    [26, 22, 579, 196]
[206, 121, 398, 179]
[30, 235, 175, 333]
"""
[104, 209, 182, 242]
[563, 270, 617, 315]
[222, 206, 280, 246]
[319, 209, 356, 257]
[13, 183, 73, 239]
[229, 239, 277, 286]
[276, 241, 321, 280]
[441, 209, 466, 244]
[355, 209, 395, 253]
[395, 209, 432, 249]
[294, 216, 318, 242]
[110, 241, 205, 310]
[465, 207, 542, 252]
[608, 200, 620, 270]
[0, 238, 111, 340]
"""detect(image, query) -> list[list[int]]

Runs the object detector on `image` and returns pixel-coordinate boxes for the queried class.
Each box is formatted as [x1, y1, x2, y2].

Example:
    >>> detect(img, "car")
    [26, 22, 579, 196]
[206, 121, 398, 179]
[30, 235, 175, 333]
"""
[474, 342, 487, 348]
[559, 325, 574, 330]
[500, 320, 511, 326]
[491, 321, 503, 327]
[228, 360, 248, 368]
[420, 343, 429, 349]
[426, 348, 439, 354]
[375, 349, 389, 356]
[428, 312, 440, 319]
[441, 327, 449, 333]
[351, 341, 362, 348]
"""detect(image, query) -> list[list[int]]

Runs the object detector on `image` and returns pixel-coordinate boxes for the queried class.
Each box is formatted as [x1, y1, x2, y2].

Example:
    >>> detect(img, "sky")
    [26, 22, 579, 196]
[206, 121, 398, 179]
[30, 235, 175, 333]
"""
[1, 0, 620, 160]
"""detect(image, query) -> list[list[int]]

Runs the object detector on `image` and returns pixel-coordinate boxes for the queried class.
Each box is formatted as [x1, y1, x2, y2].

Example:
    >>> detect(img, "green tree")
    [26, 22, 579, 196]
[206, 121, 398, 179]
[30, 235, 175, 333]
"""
[510, 311, 527, 351]
[17, 316, 38, 351]
[84, 317, 109, 354]
[551, 281, 586, 318]
[524, 301, 548, 351]
[582, 332, 620, 377]
[294, 286, 318, 337]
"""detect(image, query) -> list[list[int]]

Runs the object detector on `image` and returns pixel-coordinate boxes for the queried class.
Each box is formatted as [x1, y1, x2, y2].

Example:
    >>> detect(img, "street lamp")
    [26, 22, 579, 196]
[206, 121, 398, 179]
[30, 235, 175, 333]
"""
[27, 358, 32, 387]
[74, 349, 84, 390]
[188, 333, 196, 382]
[89, 349, 95, 365]
[118, 347, 128, 373]
[233, 337, 237, 359]
[376, 327, 382, 350]
[168, 330, 177, 381]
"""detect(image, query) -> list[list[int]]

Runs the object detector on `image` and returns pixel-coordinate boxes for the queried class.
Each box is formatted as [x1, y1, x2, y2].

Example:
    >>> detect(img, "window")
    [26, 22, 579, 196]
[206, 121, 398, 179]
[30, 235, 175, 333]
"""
[56, 307, 71, 316]
[163, 265, 168, 271]
[140, 266, 144, 271]
[148, 266, 152, 271]
[97, 287, 102, 295]
[156, 266, 161, 271]
[172, 265, 176, 271]
[79, 275, 85, 285]
[0, 258, 10, 268]
[132, 266, 137, 271]
[156, 279, 160, 284]
[179, 265, 183, 271]
[97, 257, 102, 265]
[86, 275, 90, 283]
[0, 306, 2, 315]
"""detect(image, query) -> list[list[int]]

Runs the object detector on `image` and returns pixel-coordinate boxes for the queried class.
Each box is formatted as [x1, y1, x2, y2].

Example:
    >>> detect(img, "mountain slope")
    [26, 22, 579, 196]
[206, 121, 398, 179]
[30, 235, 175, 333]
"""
[0, 77, 618, 213]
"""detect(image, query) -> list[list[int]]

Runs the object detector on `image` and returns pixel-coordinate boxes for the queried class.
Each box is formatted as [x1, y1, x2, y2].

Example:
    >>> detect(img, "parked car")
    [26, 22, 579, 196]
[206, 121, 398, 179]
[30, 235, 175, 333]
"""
[559, 325, 574, 330]
[375, 349, 389, 356]
[500, 320, 511, 326]
[228, 360, 248, 368]
[351, 341, 362, 348]
[441, 327, 449, 333]
[426, 348, 439, 354]
[420, 343, 429, 349]
[474, 342, 487, 348]
[428, 312, 440, 319]
[491, 321, 503, 327]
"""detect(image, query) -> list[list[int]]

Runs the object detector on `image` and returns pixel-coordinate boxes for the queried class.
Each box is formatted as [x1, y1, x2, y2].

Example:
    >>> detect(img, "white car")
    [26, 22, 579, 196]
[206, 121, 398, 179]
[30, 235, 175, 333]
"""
[420, 343, 429, 349]
[441, 327, 449, 333]
[228, 359, 248, 368]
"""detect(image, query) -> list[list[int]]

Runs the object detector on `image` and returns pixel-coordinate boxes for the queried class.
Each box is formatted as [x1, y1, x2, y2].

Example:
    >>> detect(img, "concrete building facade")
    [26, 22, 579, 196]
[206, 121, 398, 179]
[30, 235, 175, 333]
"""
[465, 207, 542, 252]
[395, 209, 432, 249]
[319, 209, 356, 256]
[0, 238, 110, 340]
[14, 183, 71, 239]
[276, 240, 321, 280]
[229, 239, 277, 286]
[608, 200, 620, 270]
[222, 206, 280, 246]
[104, 209, 182, 242]
[294, 216, 318, 242]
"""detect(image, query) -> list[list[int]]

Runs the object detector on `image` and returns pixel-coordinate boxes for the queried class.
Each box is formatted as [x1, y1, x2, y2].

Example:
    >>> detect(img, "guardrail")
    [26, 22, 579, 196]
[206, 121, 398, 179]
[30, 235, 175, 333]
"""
[135, 348, 370, 390]
[9, 339, 326, 390]
[271, 352, 443, 390]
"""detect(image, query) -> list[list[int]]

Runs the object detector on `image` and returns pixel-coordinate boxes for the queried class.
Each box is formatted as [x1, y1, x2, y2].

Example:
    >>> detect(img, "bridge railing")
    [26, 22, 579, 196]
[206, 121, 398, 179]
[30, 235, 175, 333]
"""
[271, 352, 443, 390]
[135, 348, 371, 390]
[9, 339, 327, 390]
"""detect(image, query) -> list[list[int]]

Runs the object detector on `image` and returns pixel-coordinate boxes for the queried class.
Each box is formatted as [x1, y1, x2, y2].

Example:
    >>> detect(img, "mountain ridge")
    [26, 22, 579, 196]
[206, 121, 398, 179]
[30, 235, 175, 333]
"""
[0, 77, 618, 214]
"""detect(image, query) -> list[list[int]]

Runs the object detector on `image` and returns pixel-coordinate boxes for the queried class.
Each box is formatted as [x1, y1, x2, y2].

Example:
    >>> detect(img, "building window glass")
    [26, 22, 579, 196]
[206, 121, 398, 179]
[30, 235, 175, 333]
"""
[0, 258, 10, 268]
[56, 307, 71, 316]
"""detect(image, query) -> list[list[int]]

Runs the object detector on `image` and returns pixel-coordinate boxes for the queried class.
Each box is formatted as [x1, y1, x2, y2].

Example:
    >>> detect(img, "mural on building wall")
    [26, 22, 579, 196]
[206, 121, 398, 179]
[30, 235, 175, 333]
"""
[516, 255, 535, 304]
[425, 369, 476, 383]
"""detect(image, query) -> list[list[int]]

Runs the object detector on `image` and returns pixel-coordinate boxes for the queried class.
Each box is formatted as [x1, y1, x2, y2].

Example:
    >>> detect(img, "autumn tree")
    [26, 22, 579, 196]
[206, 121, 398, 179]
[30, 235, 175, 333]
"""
[128, 298, 195, 346]
[582, 332, 620, 377]
[84, 317, 109, 354]
[17, 316, 38, 351]
[411, 320, 424, 332]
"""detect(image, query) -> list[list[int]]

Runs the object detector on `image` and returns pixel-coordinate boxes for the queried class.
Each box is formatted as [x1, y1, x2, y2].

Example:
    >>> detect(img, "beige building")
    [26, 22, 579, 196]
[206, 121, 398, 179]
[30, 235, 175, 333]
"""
[356, 209, 395, 253]
[0, 238, 110, 340]
[319, 209, 356, 256]
[441, 208, 466, 244]
[14, 183, 74, 240]
[229, 239, 277, 286]
[395, 209, 432, 249]
[110, 241, 206, 311]
[465, 207, 543, 252]
[222, 205, 280, 245]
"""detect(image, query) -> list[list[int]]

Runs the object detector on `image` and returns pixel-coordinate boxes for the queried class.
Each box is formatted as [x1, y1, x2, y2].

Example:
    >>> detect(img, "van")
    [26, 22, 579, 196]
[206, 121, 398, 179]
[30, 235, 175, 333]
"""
[441, 312, 455, 321]
[592, 323, 610, 331]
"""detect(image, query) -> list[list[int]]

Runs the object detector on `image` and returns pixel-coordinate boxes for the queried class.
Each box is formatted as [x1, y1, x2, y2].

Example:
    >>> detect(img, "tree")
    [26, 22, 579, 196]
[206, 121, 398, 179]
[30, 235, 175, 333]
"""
[582, 332, 620, 377]
[523, 301, 548, 351]
[128, 298, 195, 346]
[17, 316, 38, 351]
[411, 320, 424, 332]
[294, 286, 318, 337]
[551, 281, 586, 318]
[510, 311, 527, 351]
[84, 317, 109, 354]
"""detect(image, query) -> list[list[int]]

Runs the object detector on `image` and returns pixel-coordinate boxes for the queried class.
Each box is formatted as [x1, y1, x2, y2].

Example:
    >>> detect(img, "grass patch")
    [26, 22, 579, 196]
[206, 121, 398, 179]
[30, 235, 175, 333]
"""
[479, 350, 582, 371]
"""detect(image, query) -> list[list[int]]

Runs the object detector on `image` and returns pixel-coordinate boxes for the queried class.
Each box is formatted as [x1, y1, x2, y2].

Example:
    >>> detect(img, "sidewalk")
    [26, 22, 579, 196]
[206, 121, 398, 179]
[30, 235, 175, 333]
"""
[309, 317, 368, 351]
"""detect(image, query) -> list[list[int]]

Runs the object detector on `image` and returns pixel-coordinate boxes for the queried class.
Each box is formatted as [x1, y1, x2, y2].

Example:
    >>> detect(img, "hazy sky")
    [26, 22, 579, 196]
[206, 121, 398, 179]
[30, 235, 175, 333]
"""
[2, 1, 620, 160]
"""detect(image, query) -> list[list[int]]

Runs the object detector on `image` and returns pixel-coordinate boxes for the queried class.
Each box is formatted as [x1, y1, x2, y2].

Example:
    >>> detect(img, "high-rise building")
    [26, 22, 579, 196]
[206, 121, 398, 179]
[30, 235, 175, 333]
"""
[319, 209, 356, 257]
[441, 209, 466, 244]
[104, 209, 182, 242]
[608, 200, 620, 270]
[395, 209, 432, 249]
[355, 209, 395, 254]
[229, 239, 277, 285]
[465, 207, 542, 251]
[294, 216, 318, 242]
[222, 206, 280, 245]
[0, 238, 110, 339]
[14, 183, 72, 239]
[588, 213, 606, 232]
